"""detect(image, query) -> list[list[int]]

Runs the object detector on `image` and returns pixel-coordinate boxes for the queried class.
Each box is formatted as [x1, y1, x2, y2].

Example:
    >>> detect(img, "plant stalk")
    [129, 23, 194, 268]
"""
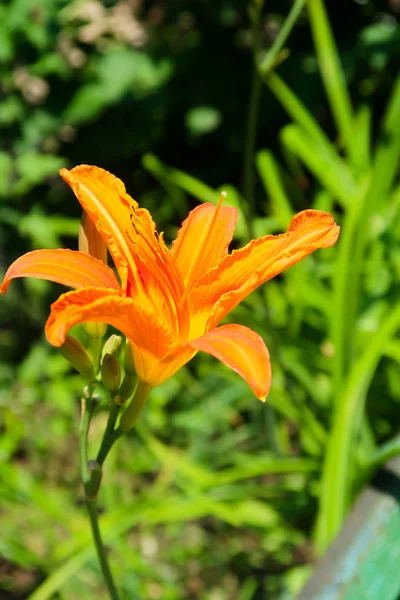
[243, 5, 262, 236]
[85, 498, 121, 600]
[79, 390, 122, 600]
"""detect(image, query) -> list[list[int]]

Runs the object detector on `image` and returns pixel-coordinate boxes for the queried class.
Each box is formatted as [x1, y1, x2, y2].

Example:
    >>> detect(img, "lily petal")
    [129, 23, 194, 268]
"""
[60, 165, 187, 336]
[189, 210, 340, 334]
[45, 287, 173, 383]
[188, 324, 271, 400]
[171, 201, 237, 289]
[0, 249, 120, 295]
[60, 165, 145, 288]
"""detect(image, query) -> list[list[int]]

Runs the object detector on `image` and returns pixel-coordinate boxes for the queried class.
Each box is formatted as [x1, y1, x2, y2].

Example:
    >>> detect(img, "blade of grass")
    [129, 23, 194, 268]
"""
[280, 124, 358, 207]
[29, 491, 301, 600]
[243, 0, 263, 231]
[259, 0, 307, 75]
[362, 434, 400, 472]
[212, 456, 318, 486]
[331, 77, 400, 399]
[264, 72, 331, 148]
[143, 433, 318, 489]
[351, 104, 372, 176]
[312, 188, 334, 212]
[330, 202, 361, 399]
[315, 302, 400, 552]
[342, 76, 400, 378]
[256, 149, 294, 228]
[307, 0, 357, 165]
[143, 153, 219, 203]
[244, 0, 306, 227]
[142, 152, 247, 237]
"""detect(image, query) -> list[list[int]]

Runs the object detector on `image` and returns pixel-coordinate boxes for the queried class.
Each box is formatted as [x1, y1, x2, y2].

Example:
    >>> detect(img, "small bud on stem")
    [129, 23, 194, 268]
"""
[101, 353, 121, 395]
[60, 335, 96, 381]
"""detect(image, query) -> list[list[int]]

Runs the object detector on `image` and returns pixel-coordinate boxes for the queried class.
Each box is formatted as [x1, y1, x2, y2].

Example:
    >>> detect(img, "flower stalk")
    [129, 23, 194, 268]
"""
[79, 386, 122, 599]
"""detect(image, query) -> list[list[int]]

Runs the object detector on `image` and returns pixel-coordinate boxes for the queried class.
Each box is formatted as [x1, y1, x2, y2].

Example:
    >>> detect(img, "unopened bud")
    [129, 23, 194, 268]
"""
[101, 334, 123, 362]
[83, 321, 108, 339]
[101, 353, 121, 394]
[120, 381, 152, 430]
[118, 339, 137, 400]
[118, 373, 137, 401]
[60, 335, 96, 381]
[124, 340, 136, 375]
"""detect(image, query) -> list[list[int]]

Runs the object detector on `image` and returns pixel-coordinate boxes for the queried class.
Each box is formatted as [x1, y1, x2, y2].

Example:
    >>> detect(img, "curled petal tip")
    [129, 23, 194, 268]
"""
[188, 323, 271, 400]
[289, 209, 340, 248]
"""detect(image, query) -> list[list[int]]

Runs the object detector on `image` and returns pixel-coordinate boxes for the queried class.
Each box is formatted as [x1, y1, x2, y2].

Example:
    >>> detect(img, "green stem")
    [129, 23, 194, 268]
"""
[307, 0, 356, 163]
[79, 392, 122, 600]
[85, 498, 121, 600]
[79, 395, 93, 484]
[243, 0, 307, 230]
[97, 403, 122, 465]
[259, 0, 307, 75]
[243, 14, 262, 235]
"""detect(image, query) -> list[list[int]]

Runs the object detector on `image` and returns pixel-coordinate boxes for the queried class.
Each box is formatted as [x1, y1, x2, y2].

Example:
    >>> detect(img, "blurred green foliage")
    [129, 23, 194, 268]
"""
[1, 0, 400, 598]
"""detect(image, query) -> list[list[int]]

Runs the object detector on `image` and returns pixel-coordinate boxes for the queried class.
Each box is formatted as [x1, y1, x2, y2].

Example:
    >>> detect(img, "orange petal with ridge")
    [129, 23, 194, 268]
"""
[190, 210, 340, 333]
[60, 165, 187, 334]
[60, 165, 142, 288]
[171, 201, 237, 289]
[188, 324, 271, 400]
[0, 249, 120, 295]
[45, 287, 173, 384]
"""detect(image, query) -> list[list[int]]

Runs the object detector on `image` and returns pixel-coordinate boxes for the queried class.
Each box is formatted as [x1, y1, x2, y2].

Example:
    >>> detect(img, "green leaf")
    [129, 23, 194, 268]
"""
[307, 0, 357, 164]
[256, 149, 294, 228]
[316, 303, 400, 552]
[280, 123, 358, 207]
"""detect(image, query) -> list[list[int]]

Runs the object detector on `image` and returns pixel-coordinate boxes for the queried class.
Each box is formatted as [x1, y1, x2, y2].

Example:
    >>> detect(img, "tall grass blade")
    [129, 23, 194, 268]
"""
[307, 0, 357, 164]
[256, 150, 294, 227]
[316, 303, 400, 552]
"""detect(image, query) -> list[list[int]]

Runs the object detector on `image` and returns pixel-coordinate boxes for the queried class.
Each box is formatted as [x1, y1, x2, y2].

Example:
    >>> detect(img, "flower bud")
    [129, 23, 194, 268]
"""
[101, 353, 121, 395]
[118, 374, 137, 401]
[59, 335, 96, 381]
[101, 334, 123, 362]
[83, 322, 108, 339]
[118, 339, 137, 400]
[124, 340, 136, 375]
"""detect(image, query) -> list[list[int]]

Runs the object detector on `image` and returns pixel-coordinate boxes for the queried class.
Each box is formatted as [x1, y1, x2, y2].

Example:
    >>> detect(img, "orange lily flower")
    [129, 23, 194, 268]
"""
[1, 165, 339, 411]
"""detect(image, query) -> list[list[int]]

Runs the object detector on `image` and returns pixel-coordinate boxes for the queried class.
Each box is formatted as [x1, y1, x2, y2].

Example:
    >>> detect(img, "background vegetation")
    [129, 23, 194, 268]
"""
[1, 0, 400, 598]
